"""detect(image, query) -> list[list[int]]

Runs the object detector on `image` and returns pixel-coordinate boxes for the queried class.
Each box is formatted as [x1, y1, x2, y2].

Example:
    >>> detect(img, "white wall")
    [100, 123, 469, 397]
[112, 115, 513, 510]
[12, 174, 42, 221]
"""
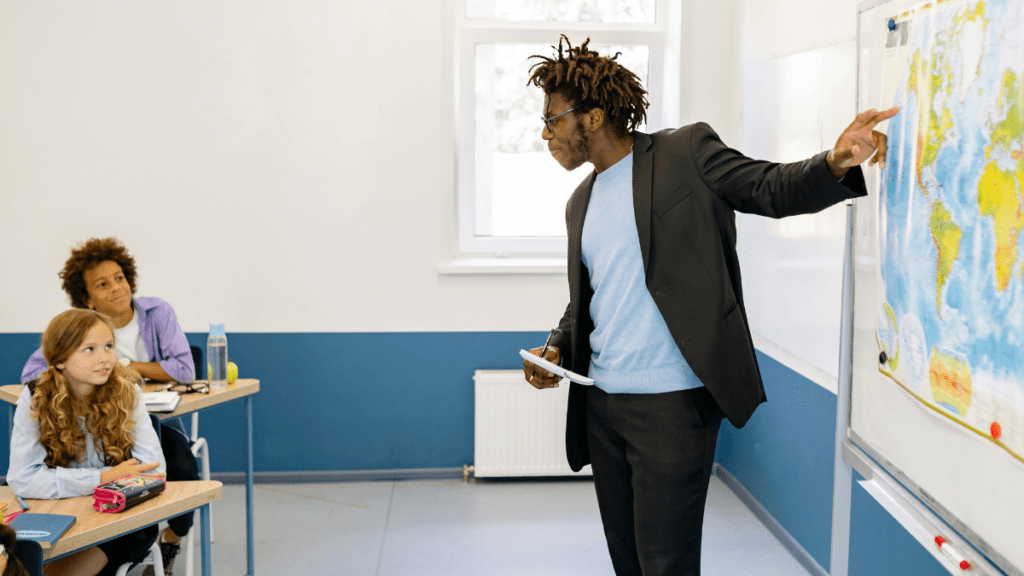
[681, 0, 741, 145]
[0, 1, 570, 334]
[1, 0, 861, 341]
[738, 0, 858, 63]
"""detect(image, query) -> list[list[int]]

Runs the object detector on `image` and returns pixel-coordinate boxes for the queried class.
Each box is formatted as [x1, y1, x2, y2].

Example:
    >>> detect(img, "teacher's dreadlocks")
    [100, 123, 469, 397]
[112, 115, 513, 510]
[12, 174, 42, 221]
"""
[527, 35, 649, 137]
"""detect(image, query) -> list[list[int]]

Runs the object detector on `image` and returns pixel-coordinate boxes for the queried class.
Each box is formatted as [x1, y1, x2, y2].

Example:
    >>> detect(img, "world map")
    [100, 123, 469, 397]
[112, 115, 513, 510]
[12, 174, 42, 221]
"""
[878, 0, 1024, 463]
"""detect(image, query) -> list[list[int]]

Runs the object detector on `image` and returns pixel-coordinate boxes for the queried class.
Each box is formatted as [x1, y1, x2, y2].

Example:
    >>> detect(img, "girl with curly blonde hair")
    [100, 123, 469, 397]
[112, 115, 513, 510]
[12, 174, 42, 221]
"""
[8, 309, 165, 576]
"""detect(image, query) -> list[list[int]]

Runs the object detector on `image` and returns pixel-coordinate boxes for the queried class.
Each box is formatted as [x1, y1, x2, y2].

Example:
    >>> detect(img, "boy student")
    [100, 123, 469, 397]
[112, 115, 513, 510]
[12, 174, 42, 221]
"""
[521, 36, 897, 576]
[21, 237, 199, 576]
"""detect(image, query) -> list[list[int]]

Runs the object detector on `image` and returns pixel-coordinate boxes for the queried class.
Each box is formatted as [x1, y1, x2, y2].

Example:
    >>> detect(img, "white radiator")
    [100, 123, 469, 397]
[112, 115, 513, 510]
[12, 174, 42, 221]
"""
[473, 369, 592, 477]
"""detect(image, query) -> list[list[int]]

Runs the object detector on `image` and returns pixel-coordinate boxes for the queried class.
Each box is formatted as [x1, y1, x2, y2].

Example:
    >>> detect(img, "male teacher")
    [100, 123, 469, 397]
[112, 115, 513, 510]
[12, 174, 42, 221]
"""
[521, 36, 897, 576]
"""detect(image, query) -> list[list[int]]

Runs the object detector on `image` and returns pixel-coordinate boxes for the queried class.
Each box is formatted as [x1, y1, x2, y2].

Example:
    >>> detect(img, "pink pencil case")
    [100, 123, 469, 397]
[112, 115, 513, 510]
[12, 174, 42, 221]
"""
[93, 474, 165, 513]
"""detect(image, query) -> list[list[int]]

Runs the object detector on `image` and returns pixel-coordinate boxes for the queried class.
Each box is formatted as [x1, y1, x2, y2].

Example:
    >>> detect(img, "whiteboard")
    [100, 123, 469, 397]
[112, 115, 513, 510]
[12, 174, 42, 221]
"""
[851, 0, 1024, 573]
[737, 42, 856, 390]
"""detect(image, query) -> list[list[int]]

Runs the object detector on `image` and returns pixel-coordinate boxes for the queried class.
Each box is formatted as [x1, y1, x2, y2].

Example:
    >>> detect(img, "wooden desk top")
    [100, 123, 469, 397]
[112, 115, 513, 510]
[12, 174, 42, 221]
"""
[0, 481, 221, 559]
[144, 379, 259, 419]
[0, 379, 259, 420]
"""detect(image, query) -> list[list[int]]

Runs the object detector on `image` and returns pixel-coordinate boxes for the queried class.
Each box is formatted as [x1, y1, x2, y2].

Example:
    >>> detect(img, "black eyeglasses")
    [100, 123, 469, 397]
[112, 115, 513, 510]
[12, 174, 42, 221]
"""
[541, 107, 580, 131]
[170, 382, 210, 395]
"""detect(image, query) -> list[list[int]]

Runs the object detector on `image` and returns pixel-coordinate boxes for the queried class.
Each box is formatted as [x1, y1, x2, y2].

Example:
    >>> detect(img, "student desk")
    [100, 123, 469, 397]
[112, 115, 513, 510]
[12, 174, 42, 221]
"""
[1, 379, 260, 576]
[0, 481, 221, 576]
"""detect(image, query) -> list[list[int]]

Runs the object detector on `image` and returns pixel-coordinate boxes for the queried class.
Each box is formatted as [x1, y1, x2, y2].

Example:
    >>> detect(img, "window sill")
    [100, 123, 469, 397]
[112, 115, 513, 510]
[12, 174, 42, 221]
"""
[437, 257, 567, 275]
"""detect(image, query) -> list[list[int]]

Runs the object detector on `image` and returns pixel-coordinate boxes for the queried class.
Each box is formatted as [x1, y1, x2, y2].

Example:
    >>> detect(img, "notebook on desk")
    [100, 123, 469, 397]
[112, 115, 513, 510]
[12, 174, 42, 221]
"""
[142, 391, 181, 412]
[8, 513, 76, 545]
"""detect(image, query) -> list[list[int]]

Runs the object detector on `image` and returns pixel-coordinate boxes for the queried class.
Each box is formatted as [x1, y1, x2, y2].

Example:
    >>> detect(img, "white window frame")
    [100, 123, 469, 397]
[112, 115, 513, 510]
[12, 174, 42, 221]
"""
[454, 0, 677, 258]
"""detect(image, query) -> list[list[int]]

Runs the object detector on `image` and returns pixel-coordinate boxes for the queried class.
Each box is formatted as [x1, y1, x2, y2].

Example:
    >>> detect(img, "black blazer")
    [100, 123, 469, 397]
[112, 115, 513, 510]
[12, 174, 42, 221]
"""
[549, 123, 867, 472]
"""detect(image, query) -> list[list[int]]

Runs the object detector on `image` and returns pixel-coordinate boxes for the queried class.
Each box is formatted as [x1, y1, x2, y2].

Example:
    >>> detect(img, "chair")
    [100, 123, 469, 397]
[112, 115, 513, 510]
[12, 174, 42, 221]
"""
[13, 539, 43, 576]
[188, 346, 212, 501]
[114, 540, 164, 576]
[150, 414, 163, 441]
[183, 346, 214, 576]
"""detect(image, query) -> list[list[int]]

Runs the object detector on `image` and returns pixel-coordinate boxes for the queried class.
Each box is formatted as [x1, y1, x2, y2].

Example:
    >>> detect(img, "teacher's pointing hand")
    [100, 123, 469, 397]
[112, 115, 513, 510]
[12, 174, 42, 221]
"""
[826, 106, 900, 179]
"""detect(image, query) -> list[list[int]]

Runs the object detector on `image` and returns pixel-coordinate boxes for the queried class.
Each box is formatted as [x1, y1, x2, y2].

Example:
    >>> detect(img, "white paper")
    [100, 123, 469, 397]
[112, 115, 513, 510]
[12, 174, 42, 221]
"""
[142, 391, 181, 412]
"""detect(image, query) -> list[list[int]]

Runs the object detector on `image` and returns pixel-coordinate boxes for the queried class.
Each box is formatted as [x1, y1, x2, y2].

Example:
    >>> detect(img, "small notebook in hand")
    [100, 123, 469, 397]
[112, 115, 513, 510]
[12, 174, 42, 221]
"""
[519, 349, 595, 384]
[93, 474, 166, 513]
[8, 513, 76, 545]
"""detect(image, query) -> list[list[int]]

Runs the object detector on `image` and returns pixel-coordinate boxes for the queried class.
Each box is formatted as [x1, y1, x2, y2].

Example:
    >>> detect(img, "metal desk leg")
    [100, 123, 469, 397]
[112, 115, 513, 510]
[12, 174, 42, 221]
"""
[8, 403, 14, 441]
[200, 503, 212, 576]
[245, 395, 255, 576]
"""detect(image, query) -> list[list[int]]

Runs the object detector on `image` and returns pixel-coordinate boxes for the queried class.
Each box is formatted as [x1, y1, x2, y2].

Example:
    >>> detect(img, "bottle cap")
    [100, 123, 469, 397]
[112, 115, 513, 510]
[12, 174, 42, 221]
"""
[209, 323, 226, 336]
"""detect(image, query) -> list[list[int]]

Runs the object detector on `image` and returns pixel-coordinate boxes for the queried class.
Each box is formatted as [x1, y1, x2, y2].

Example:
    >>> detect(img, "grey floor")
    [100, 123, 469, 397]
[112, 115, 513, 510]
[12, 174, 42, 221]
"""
[168, 475, 811, 576]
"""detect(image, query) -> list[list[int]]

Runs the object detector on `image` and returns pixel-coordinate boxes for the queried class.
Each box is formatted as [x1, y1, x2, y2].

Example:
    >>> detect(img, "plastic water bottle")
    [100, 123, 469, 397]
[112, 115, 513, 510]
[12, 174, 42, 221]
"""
[207, 323, 228, 391]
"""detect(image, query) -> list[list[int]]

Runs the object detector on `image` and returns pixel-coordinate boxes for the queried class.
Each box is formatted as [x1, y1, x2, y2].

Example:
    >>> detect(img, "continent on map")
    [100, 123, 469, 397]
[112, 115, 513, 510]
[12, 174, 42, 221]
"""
[905, 0, 986, 190]
[908, 49, 954, 190]
[977, 162, 1024, 291]
[988, 70, 1023, 158]
[929, 200, 962, 314]
[929, 348, 973, 416]
[982, 69, 1024, 287]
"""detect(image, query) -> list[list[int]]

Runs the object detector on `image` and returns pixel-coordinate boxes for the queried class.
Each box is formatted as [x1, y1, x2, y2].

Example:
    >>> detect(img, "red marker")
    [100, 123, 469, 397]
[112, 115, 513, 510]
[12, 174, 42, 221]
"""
[2, 510, 24, 524]
[991, 422, 1002, 439]
[935, 535, 971, 570]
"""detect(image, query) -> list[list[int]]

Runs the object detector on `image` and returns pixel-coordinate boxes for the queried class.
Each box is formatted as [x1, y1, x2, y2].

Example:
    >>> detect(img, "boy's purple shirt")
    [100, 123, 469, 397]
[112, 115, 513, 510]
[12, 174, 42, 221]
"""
[21, 297, 195, 384]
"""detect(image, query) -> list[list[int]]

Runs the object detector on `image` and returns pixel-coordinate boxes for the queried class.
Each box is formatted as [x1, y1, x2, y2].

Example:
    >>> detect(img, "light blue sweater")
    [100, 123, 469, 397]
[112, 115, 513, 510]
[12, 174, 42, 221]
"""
[581, 153, 704, 394]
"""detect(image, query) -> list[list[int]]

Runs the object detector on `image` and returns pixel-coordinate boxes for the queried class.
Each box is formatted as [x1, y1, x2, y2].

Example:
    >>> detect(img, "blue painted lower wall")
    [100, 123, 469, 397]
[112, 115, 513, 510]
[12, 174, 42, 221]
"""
[717, 350, 949, 576]
[0, 333, 958, 574]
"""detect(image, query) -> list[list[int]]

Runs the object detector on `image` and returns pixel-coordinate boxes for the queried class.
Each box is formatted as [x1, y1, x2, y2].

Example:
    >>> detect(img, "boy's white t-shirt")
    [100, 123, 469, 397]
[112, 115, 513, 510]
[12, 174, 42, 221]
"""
[114, 305, 149, 363]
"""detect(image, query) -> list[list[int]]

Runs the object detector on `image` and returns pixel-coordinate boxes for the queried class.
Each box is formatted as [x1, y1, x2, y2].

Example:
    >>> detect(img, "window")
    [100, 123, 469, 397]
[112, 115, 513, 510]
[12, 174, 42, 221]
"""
[455, 0, 676, 258]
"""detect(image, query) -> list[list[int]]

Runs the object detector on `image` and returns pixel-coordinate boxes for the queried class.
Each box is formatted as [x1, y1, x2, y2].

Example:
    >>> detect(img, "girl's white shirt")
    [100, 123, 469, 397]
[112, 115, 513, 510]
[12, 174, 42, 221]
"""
[7, 383, 166, 499]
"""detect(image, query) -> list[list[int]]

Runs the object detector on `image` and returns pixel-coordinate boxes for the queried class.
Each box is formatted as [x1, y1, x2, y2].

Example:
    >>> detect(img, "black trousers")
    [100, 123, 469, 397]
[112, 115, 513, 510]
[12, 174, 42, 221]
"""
[586, 386, 724, 576]
[96, 525, 158, 576]
[162, 425, 200, 537]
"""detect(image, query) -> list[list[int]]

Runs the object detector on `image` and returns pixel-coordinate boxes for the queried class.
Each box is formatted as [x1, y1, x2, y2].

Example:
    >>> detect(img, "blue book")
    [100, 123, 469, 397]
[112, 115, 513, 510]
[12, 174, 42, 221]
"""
[8, 513, 76, 545]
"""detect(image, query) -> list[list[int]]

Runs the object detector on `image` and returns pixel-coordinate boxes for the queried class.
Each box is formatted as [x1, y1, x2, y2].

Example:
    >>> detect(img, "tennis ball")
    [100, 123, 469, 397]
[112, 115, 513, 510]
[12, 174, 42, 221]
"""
[227, 361, 239, 385]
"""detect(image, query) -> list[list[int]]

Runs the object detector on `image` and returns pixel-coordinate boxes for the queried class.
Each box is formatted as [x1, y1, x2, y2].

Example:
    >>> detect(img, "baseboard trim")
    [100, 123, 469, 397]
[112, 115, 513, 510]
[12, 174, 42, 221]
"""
[713, 463, 828, 576]
[209, 467, 465, 484]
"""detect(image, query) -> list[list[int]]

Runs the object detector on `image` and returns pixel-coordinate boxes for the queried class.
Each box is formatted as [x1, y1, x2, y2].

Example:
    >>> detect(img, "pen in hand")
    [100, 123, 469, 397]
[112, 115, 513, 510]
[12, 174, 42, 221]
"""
[538, 328, 562, 377]
[539, 330, 556, 360]
[540, 328, 565, 359]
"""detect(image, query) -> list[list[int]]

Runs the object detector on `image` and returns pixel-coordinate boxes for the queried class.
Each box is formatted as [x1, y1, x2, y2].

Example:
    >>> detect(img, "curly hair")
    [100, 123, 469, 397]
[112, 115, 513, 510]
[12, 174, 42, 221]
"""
[528, 35, 649, 137]
[59, 237, 137, 309]
[31, 309, 138, 468]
